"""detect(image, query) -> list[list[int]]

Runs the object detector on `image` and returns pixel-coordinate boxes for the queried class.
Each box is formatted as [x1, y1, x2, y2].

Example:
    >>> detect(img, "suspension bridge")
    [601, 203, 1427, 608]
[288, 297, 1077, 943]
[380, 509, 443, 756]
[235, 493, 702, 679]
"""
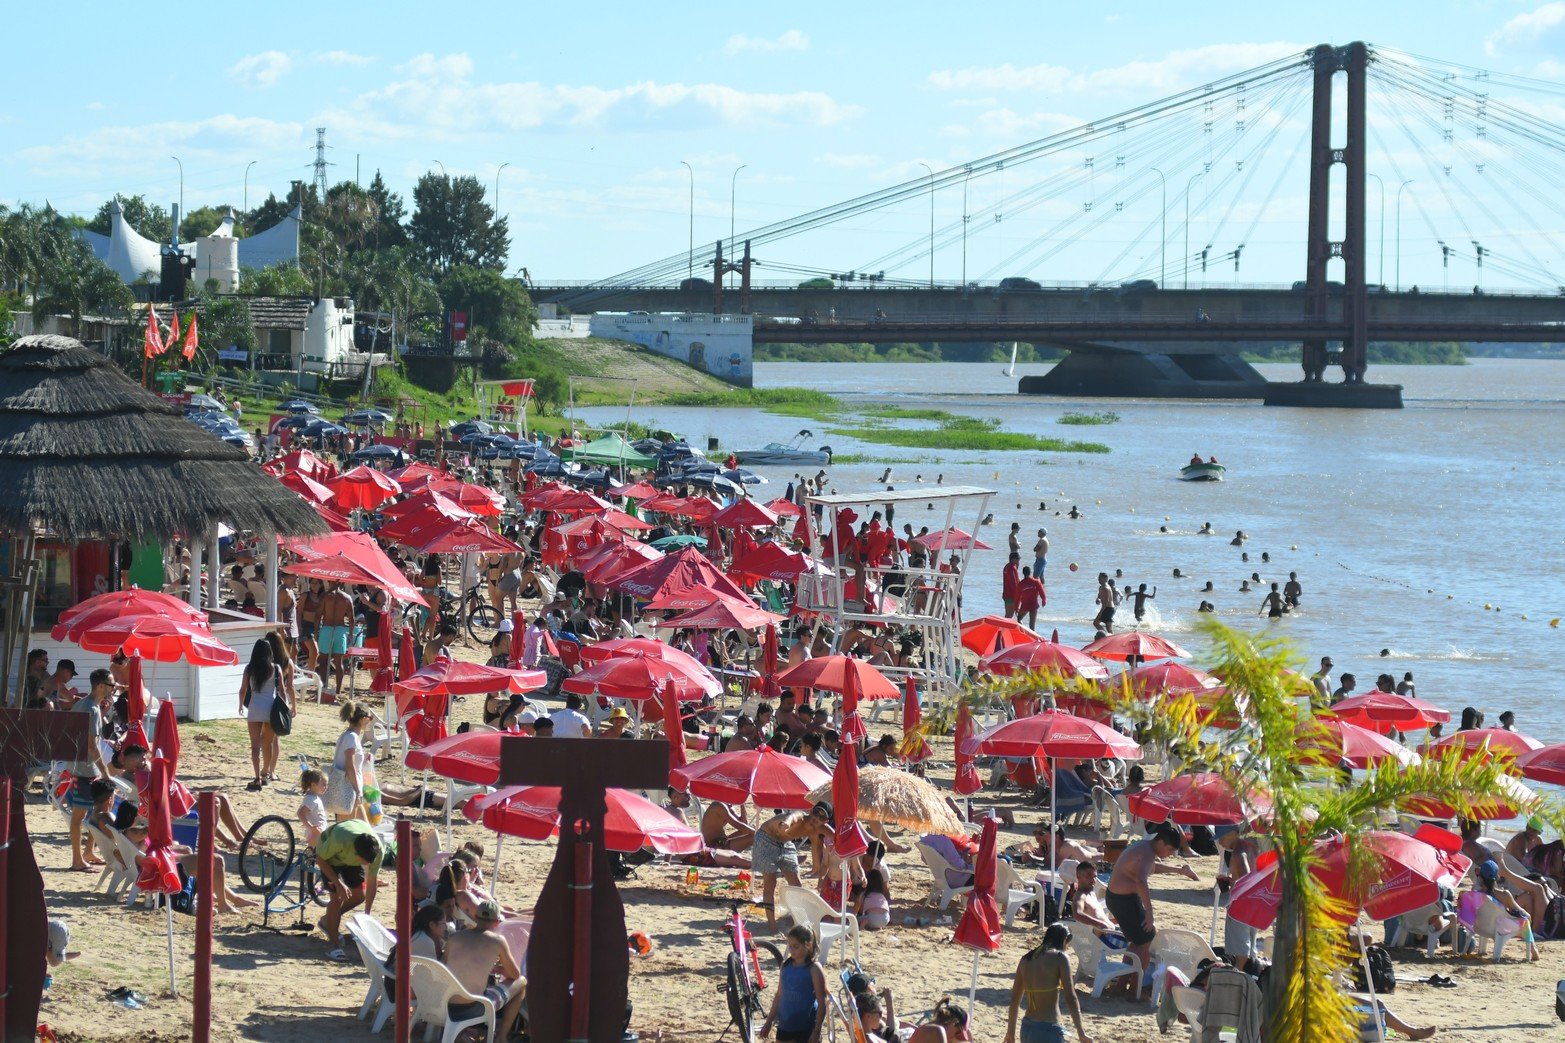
[535, 43, 1565, 407]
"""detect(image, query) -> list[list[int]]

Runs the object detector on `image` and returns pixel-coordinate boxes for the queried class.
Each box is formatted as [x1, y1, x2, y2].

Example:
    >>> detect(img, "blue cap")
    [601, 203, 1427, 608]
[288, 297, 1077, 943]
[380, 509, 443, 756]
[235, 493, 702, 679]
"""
[1478, 859, 1500, 881]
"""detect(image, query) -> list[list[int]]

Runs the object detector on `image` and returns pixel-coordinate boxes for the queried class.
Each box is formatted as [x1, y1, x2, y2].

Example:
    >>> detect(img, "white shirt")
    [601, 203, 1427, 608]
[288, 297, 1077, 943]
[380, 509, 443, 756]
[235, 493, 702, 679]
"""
[549, 708, 592, 737]
[300, 792, 327, 835]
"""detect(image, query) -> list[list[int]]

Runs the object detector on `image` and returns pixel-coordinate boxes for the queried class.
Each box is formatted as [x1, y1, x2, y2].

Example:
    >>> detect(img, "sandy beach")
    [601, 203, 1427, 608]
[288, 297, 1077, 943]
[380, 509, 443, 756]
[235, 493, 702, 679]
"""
[28, 638, 1565, 1043]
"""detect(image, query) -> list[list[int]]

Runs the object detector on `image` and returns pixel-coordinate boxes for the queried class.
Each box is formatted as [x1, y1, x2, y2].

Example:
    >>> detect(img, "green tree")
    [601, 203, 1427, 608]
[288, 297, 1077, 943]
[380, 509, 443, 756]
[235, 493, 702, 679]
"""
[438, 264, 535, 346]
[320, 182, 379, 251]
[349, 246, 440, 344]
[179, 205, 243, 242]
[86, 194, 172, 243]
[195, 290, 256, 357]
[0, 203, 133, 331]
[409, 173, 509, 274]
[366, 171, 408, 250]
[239, 262, 313, 297]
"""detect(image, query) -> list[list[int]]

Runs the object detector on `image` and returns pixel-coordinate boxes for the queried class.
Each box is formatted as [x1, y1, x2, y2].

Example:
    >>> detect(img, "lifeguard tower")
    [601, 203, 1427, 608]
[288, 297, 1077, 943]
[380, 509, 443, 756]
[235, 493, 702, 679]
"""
[473, 378, 536, 439]
[798, 485, 993, 706]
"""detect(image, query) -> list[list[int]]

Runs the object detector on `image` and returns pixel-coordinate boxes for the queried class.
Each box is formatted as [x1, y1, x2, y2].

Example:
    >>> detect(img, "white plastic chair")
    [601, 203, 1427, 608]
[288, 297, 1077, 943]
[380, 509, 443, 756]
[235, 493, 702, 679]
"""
[347, 930, 395, 1032]
[294, 667, 324, 704]
[1064, 919, 1142, 999]
[1096, 790, 1134, 841]
[779, 885, 861, 965]
[408, 955, 496, 1043]
[997, 859, 1045, 929]
[916, 842, 974, 909]
[347, 912, 397, 959]
[1471, 899, 1524, 961]
[1390, 901, 1449, 957]
[1148, 928, 1221, 1007]
[1170, 983, 1206, 1041]
[87, 823, 136, 898]
[109, 828, 165, 910]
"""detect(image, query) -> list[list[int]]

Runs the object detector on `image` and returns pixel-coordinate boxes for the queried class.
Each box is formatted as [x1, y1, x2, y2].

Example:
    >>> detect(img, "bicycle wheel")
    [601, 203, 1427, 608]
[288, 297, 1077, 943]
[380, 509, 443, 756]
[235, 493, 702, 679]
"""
[302, 861, 332, 907]
[238, 815, 296, 894]
[725, 951, 756, 1043]
[752, 940, 784, 987]
[465, 593, 501, 645]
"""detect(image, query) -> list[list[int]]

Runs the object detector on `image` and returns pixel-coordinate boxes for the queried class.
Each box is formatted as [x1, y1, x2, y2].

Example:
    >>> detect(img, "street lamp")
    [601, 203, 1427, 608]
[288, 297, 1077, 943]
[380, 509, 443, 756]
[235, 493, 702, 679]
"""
[1366, 172, 1386, 288]
[917, 162, 935, 289]
[679, 160, 694, 284]
[1183, 170, 1206, 290]
[1395, 179, 1415, 291]
[243, 160, 257, 215]
[1148, 167, 1167, 288]
[494, 162, 509, 214]
[433, 160, 446, 177]
[729, 164, 747, 289]
[171, 156, 184, 240]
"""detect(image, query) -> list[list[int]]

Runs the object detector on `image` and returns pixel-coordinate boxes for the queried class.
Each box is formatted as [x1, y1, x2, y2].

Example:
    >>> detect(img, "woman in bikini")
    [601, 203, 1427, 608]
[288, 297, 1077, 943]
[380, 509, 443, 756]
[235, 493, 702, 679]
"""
[1003, 923, 1093, 1043]
[297, 579, 324, 674]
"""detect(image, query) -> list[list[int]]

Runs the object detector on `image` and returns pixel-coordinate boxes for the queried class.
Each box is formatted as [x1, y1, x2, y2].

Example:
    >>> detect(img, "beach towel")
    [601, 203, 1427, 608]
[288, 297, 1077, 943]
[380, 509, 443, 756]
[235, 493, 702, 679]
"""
[1198, 966, 1264, 1043]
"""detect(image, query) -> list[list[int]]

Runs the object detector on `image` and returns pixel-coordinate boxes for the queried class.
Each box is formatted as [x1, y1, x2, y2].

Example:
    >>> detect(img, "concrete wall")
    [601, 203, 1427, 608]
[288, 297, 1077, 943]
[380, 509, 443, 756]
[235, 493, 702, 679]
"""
[588, 312, 754, 386]
[304, 297, 356, 366]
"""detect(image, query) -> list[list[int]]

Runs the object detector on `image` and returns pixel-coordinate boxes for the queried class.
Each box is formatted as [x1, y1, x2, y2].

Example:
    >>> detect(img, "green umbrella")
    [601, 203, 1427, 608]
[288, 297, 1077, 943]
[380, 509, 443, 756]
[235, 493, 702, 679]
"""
[560, 433, 657, 468]
[650, 534, 708, 550]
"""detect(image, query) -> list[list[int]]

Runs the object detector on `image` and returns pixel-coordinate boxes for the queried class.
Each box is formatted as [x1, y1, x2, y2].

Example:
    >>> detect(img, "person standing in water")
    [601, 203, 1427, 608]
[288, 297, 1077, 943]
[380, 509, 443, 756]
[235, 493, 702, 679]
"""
[1283, 572, 1302, 608]
[1093, 574, 1116, 633]
[1258, 583, 1286, 619]
[1131, 583, 1156, 623]
[1032, 528, 1049, 579]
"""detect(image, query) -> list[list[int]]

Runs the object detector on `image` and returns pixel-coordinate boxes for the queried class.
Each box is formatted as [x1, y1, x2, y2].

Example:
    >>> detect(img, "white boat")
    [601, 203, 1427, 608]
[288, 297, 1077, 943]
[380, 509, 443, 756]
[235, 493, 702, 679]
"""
[735, 430, 833, 466]
[1180, 462, 1226, 482]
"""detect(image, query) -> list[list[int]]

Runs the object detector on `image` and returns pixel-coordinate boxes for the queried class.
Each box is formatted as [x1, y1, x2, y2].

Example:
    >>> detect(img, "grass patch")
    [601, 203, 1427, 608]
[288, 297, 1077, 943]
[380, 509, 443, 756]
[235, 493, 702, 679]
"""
[828, 454, 933, 465]
[1057, 411, 1120, 426]
[828, 425, 1109, 453]
[858, 406, 966, 422]
[659, 387, 841, 421]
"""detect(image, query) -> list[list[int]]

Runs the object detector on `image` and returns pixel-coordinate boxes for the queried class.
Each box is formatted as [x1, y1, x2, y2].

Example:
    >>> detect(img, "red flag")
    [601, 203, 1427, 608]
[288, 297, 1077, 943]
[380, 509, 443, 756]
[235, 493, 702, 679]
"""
[951, 817, 1004, 951]
[181, 310, 199, 361]
[838, 658, 867, 744]
[166, 310, 181, 356]
[661, 680, 687, 773]
[143, 305, 164, 359]
[954, 701, 982, 795]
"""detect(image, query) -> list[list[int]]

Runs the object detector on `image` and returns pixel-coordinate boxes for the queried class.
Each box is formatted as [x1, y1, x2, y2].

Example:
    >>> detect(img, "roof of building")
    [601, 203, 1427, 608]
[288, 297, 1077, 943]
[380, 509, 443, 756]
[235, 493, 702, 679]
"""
[245, 297, 313, 331]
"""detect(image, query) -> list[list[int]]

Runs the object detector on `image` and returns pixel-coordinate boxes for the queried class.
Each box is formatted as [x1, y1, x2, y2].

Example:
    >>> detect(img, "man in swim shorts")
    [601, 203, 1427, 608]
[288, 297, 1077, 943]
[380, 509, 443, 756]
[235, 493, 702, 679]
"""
[317, 581, 354, 697]
[1105, 822, 1199, 995]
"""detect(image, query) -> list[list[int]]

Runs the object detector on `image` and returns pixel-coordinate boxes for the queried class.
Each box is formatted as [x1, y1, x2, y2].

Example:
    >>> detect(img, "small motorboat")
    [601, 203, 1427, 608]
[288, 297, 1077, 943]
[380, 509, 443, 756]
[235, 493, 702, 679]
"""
[735, 429, 832, 467]
[1180, 461, 1226, 482]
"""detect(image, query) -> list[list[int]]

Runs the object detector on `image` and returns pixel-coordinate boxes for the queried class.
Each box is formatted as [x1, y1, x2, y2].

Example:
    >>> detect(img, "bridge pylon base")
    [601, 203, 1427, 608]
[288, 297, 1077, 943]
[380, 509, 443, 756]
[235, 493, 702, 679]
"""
[1261, 381, 1403, 408]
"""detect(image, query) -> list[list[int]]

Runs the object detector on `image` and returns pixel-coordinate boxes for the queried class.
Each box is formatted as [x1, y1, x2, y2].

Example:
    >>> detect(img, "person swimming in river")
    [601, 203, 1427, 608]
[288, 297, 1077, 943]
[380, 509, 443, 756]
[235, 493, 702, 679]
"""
[1202, 581, 1214, 592]
[1239, 579, 1253, 593]
[1198, 601, 1215, 613]
[1198, 522, 1214, 535]
[1068, 506, 1081, 519]
[1259, 582, 1286, 618]
[1231, 530, 1247, 546]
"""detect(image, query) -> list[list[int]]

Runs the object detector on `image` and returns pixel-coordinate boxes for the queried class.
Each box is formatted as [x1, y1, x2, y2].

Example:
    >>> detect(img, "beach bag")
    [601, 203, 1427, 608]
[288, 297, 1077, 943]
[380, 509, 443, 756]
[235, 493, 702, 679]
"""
[269, 689, 294, 736]
[1351, 943, 1395, 994]
[1542, 894, 1565, 940]
[1555, 980, 1565, 1021]
[324, 764, 358, 815]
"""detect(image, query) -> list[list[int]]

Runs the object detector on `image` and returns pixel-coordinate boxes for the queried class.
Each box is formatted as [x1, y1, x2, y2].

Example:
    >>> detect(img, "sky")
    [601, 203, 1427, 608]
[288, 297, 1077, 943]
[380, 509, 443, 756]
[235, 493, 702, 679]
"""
[5, 1, 1565, 289]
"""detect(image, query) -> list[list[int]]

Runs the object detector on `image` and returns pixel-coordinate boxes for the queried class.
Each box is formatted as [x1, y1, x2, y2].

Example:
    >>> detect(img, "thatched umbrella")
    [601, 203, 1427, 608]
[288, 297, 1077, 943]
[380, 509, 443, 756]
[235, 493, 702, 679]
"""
[807, 765, 964, 836]
[0, 335, 327, 540]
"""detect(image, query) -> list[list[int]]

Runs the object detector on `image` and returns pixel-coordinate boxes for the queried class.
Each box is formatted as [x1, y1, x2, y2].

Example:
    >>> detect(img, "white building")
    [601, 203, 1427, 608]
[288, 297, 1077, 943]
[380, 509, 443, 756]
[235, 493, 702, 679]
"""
[80, 200, 301, 291]
[588, 311, 754, 386]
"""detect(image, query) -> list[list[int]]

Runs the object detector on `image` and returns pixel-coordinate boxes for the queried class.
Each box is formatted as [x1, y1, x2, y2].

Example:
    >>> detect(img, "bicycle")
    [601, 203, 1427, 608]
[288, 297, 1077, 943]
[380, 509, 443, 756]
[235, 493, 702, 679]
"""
[427, 583, 503, 646]
[720, 900, 784, 1043]
[237, 815, 329, 930]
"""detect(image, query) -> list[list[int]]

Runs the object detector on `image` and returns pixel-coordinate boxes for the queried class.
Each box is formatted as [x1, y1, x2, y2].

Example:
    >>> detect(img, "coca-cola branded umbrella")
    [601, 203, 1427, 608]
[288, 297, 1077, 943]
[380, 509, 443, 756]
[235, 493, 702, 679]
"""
[728, 541, 826, 584]
[327, 465, 401, 511]
[901, 676, 932, 764]
[379, 514, 520, 555]
[659, 681, 688, 773]
[278, 470, 336, 505]
[563, 655, 713, 703]
[670, 744, 831, 810]
[76, 614, 238, 666]
[394, 659, 546, 699]
[379, 490, 476, 522]
[711, 498, 780, 530]
[52, 598, 207, 644]
[951, 816, 1004, 1019]
[284, 530, 428, 605]
[655, 597, 785, 632]
[1323, 691, 1451, 733]
[140, 756, 185, 997]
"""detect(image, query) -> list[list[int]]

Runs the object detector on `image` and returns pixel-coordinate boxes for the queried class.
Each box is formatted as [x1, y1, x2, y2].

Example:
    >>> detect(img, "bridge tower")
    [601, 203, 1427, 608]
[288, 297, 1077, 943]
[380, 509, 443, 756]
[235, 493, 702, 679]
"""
[1302, 42, 1370, 383]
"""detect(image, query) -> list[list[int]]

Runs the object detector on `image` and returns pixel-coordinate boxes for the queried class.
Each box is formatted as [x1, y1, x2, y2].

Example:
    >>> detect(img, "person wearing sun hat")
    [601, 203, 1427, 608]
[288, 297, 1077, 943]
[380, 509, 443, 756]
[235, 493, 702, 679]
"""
[599, 705, 633, 739]
[445, 898, 527, 1039]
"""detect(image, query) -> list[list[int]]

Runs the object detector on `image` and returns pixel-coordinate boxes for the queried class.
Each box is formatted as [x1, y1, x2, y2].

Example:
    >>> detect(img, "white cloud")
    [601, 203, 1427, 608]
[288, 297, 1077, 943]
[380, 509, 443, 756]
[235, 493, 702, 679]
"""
[1488, 3, 1565, 54]
[723, 30, 809, 56]
[816, 153, 879, 168]
[317, 50, 375, 66]
[17, 115, 304, 167]
[320, 53, 859, 141]
[228, 50, 293, 88]
[929, 43, 1308, 95]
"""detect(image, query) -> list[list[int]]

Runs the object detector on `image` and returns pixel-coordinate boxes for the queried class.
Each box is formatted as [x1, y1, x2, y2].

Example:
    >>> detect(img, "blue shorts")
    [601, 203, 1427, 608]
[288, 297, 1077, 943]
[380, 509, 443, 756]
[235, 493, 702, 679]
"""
[69, 777, 97, 809]
[1021, 1021, 1065, 1043]
[318, 625, 350, 656]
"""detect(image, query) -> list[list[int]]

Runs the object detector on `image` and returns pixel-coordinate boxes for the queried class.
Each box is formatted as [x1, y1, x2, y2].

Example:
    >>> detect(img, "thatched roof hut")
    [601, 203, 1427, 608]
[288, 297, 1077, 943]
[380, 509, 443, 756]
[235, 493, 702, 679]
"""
[0, 335, 328, 541]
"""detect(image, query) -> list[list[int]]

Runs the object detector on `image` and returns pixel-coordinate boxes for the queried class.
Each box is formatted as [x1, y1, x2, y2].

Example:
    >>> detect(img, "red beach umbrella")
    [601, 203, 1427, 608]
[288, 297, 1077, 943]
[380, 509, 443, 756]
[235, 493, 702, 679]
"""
[660, 681, 688, 773]
[379, 515, 521, 555]
[670, 744, 831, 809]
[138, 757, 184, 897]
[405, 731, 508, 785]
[656, 597, 785, 632]
[831, 740, 870, 860]
[327, 465, 401, 510]
[1401, 772, 1535, 821]
[1427, 727, 1542, 764]
[952, 816, 1004, 951]
[764, 497, 803, 518]
[959, 615, 1041, 656]
[953, 701, 982, 797]
[1298, 714, 1420, 768]
[562, 655, 713, 702]
[1127, 772, 1270, 826]
[263, 447, 334, 480]
[576, 638, 721, 695]
[279, 470, 336, 505]
[611, 481, 662, 501]
[53, 589, 206, 640]
[967, 708, 1142, 762]
[1515, 744, 1565, 786]
[397, 625, 416, 682]
[979, 640, 1109, 681]
[1126, 660, 1221, 697]
[1328, 691, 1451, 732]
[579, 540, 663, 585]
[774, 655, 900, 702]
[76, 614, 238, 666]
[395, 659, 546, 698]
[124, 655, 150, 751]
[612, 546, 750, 604]
[914, 527, 990, 551]
[464, 786, 701, 854]
[379, 490, 476, 522]
[1082, 631, 1190, 662]
[728, 541, 826, 584]
[711, 499, 780, 530]
[1228, 831, 1472, 930]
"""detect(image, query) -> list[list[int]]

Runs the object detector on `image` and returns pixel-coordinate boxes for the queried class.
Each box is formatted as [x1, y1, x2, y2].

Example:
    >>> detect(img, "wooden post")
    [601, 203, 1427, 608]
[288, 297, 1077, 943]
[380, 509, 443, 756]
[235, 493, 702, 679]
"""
[500, 738, 667, 1042]
[193, 792, 215, 1043]
[0, 709, 91, 1042]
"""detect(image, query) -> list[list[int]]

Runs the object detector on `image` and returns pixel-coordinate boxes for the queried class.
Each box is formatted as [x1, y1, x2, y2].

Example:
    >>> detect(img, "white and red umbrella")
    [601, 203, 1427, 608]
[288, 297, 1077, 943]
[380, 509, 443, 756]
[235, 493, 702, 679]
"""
[670, 744, 831, 810]
[76, 614, 238, 666]
[979, 640, 1109, 681]
[562, 655, 715, 702]
[1298, 715, 1420, 769]
[1328, 692, 1451, 733]
[327, 465, 401, 510]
